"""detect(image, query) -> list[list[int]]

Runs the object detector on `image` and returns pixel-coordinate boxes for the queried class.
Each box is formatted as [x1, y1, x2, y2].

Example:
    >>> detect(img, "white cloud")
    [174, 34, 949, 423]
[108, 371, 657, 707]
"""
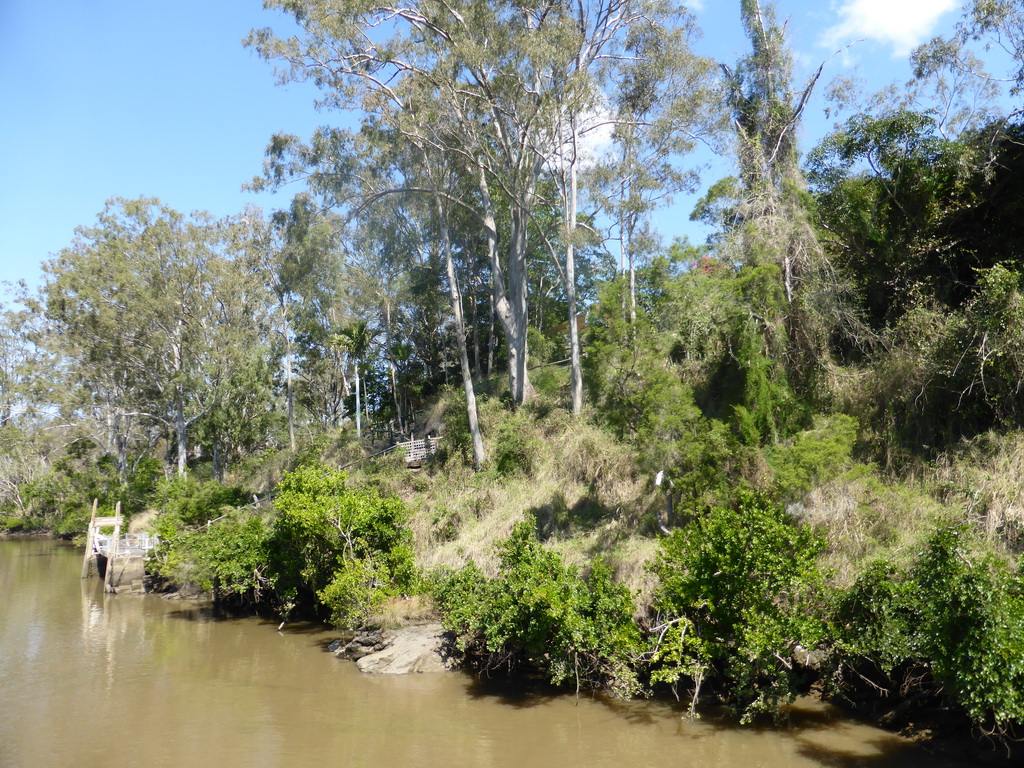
[820, 0, 959, 57]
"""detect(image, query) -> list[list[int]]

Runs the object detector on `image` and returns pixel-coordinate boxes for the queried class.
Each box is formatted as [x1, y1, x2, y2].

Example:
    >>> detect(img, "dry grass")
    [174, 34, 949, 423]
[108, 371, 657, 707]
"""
[352, 396, 660, 587]
[933, 430, 1024, 549]
[792, 433, 1024, 586]
[372, 594, 438, 629]
[793, 469, 959, 587]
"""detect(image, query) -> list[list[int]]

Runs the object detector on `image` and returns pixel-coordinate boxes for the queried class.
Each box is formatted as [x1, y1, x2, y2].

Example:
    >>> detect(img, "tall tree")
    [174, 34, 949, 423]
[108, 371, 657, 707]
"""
[717, 0, 842, 393]
[335, 320, 371, 439]
[248, 0, 710, 411]
[0, 299, 29, 430]
[40, 198, 276, 476]
[268, 195, 344, 450]
[198, 212, 278, 479]
[597, 12, 719, 323]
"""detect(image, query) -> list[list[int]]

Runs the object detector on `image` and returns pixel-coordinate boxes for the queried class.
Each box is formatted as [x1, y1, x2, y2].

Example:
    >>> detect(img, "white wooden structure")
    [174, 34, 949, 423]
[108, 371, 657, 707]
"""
[81, 500, 158, 593]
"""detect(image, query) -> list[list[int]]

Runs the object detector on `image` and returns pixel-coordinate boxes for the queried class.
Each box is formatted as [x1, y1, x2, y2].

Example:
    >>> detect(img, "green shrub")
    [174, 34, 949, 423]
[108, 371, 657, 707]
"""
[268, 462, 415, 625]
[0, 514, 45, 533]
[914, 526, 1024, 730]
[491, 411, 541, 477]
[529, 364, 566, 400]
[156, 476, 250, 526]
[151, 514, 271, 602]
[433, 519, 641, 696]
[649, 493, 826, 721]
[318, 557, 390, 628]
[831, 560, 922, 674]
[830, 525, 1024, 733]
[52, 508, 92, 539]
[766, 414, 858, 499]
[527, 325, 557, 366]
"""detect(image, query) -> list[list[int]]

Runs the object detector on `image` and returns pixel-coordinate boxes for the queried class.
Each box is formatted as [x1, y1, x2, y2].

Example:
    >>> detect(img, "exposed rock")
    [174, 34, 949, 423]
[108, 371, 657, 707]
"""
[349, 623, 455, 674]
[335, 630, 388, 660]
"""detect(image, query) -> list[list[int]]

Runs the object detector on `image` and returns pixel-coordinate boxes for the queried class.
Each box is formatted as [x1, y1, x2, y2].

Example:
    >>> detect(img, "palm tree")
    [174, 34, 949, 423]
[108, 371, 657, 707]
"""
[335, 320, 371, 439]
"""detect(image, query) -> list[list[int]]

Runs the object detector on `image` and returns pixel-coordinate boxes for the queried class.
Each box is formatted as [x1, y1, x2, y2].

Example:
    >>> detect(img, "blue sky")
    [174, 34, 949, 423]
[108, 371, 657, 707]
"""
[0, 0, 976, 293]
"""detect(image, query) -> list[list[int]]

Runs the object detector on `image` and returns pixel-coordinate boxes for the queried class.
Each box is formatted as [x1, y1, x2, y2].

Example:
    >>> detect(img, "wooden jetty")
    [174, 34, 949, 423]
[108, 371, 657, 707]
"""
[81, 500, 158, 593]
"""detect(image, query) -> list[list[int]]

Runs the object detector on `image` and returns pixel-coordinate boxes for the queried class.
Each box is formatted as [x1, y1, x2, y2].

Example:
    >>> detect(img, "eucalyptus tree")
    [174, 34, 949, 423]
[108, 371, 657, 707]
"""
[928, 0, 1024, 101]
[293, 286, 353, 431]
[248, 0, 710, 410]
[248, 0, 538, 404]
[344, 221, 413, 434]
[0, 299, 28, 430]
[345, 118, 488, 464]
[268, 194, 343, 450]
[268, 205, 356, 432]
[531, 0, 716, 413]
[590, 13, 719, 323]
[419, 145, 488, 466]
[198, 212, 279, 478]
[40, 198, 277, 476]
[339, 140, 444, 435]
[41, 198, 178, 474]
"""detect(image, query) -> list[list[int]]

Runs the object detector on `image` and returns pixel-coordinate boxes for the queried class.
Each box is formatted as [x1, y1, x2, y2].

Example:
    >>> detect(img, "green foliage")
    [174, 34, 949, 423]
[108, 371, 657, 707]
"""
[16, 439, 162, 536]
[268, 462, 415, 624]
[491, 411, 541, 477]
[830, 560, 924, 679]
[0, 514, 46, 533]
[528, 363, 567, 401]
[650, 493, 826, 721]
[810, 115, 1024, 330]
[914, 527, 1024, 728]
[766, 414, 858, 499]
[831, 525, 1024, 732]
[39, 198, 279, 477]
[433, 519, 641, 696]
[593, 258, 807, 453]
[318, 557, 390, 628]
[584, 278, 740, 506]
[720, 264, 809, 438]
[150, 462, 416, 625]
[155, 475, 250, 526]
[151, 514, 271, 602]
[526, 326, 557, 366]
[52, 508, 92, 539]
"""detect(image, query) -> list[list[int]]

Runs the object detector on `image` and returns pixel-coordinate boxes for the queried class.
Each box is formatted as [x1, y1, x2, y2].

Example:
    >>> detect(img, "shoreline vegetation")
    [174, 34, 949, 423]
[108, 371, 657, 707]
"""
[3, 0, 1024, 763]
[4, 393, 1024, 762]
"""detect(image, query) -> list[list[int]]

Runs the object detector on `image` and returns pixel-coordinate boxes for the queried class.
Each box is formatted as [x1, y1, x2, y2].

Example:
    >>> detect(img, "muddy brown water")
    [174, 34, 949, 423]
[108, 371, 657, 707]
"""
[0, 538, 968, 768]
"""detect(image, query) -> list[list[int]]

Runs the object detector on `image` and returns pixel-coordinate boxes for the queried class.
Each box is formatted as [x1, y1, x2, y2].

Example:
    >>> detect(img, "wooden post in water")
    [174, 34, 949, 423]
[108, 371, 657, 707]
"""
[103, 501, 122, 593]
[81, 498, 99, 579]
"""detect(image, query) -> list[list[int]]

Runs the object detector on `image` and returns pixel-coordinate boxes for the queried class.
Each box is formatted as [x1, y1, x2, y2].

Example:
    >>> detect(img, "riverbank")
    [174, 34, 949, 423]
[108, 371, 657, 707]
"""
[7, 536, 968, 768]
[7, 399, 1024, 751]
[48, 529, 1016, 766]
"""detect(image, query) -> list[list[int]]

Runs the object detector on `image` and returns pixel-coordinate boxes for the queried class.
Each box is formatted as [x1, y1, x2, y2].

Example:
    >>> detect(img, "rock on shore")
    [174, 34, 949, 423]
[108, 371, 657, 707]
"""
[334, 623, 456, 674]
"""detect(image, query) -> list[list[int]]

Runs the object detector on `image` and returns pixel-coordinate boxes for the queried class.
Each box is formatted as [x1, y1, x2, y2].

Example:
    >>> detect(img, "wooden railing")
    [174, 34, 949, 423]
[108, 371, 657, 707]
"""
[395, 436, 441, 464]
[93, 531, 159, 558]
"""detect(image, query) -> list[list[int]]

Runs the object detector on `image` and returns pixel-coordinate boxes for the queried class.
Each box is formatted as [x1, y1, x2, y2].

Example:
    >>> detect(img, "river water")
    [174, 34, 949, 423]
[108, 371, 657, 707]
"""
[0, 538, 964, 768]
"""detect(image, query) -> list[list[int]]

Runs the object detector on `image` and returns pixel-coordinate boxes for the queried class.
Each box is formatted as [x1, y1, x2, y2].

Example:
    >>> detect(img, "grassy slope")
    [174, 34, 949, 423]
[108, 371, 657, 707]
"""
[342, 370, 1024, 612]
